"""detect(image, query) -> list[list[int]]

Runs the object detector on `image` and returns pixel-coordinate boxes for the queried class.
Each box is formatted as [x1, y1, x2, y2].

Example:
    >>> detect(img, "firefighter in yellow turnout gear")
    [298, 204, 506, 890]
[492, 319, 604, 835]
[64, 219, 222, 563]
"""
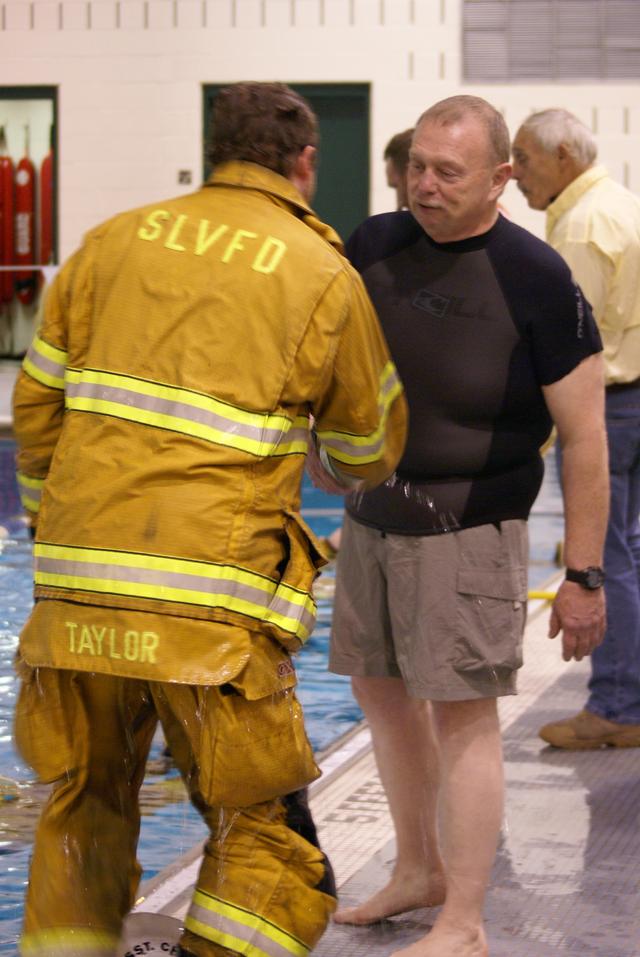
[13, 83, 407, 957]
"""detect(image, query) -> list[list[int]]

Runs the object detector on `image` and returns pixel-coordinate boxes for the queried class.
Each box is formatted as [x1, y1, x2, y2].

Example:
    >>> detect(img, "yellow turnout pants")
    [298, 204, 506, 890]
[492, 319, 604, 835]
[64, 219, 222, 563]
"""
[15, 665, 336, 957]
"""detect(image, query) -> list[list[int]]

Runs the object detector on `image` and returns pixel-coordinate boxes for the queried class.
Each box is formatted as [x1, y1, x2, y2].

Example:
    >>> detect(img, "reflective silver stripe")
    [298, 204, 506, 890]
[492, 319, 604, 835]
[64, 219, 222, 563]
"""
[22, 334, 67, 390]
[316, 361, 403, 464]
[186, 892, 309, 957]
[64, 368, 310, 457]
[34, 544, 316, 641]
[263, 592, 315, 634]
[320, 429, 385, 460]
[16, 472, 44, 513]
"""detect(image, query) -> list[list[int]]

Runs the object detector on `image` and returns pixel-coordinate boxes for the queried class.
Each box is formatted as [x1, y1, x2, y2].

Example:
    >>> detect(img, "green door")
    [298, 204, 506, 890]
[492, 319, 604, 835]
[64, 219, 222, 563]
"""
[202, 83, 370, 243]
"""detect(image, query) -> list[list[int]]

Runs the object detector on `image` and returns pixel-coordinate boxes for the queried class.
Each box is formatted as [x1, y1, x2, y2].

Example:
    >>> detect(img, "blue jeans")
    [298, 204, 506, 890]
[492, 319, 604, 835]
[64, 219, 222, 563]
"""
[587, 385, 640, 723]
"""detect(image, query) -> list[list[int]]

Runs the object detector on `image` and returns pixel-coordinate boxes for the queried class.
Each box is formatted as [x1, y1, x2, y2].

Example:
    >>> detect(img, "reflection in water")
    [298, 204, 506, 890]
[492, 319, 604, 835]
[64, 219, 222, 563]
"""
[0, 771, 199, 851]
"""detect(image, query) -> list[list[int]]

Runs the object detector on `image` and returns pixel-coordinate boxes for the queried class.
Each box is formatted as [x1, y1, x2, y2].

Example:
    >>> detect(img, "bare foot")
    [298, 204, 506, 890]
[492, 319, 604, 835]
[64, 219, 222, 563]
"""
[333, 869, 446, 925]
[390, 921, 488, 957]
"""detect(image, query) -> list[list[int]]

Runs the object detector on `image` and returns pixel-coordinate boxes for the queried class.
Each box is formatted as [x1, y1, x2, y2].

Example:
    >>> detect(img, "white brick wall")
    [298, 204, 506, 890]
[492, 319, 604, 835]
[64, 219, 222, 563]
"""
[0, 0, 638, 256]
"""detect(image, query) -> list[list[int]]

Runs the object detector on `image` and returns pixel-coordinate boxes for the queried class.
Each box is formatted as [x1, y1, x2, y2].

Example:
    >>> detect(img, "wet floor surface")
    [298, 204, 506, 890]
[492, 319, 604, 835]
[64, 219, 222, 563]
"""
[135, 602, 640, 957]
[315, 665, 640, 957]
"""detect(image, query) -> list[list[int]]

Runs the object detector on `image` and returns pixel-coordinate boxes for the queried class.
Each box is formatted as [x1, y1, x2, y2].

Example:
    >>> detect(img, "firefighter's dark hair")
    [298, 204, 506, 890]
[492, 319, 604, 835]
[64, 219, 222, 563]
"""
[207, 82, 319, 177]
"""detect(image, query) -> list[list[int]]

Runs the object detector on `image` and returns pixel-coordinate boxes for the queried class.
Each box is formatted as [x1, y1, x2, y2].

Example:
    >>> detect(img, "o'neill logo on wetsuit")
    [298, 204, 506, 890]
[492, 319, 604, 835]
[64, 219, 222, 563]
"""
[413, 289, 495, 321]
[574, 283, 585, 339]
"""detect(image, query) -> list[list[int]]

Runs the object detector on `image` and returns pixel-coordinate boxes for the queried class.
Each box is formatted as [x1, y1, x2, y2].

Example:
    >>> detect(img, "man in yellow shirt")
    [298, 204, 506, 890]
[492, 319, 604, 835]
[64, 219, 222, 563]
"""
[513, 108, 640, 748]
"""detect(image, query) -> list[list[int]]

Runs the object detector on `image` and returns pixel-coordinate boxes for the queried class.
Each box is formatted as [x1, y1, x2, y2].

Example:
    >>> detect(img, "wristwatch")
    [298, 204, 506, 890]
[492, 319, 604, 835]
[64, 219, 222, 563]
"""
[565, 566, 605, 590]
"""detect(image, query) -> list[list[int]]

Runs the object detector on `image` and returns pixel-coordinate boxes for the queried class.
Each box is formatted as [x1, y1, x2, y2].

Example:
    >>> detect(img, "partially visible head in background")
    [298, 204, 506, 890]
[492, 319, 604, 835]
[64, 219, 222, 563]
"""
[207, 82, 319, 200]
[383, 128, 414, 209]
[512, 108, 597, 210]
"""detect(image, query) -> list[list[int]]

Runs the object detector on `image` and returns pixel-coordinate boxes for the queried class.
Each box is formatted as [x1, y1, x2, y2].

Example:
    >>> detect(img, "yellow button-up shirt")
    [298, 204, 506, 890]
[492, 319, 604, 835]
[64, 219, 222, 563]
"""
[546, 165, 640, 386]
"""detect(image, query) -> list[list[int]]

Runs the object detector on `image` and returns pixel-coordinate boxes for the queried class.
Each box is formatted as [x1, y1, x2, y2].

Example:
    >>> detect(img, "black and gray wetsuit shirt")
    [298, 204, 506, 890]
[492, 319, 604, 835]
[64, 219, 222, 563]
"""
[345, 211, 602, 535]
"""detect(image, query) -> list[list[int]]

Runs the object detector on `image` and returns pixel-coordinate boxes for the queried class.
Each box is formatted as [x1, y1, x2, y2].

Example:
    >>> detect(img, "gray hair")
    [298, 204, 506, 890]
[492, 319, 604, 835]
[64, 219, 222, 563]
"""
[417, 95, 510, 164]
[519, 109, 597, 167]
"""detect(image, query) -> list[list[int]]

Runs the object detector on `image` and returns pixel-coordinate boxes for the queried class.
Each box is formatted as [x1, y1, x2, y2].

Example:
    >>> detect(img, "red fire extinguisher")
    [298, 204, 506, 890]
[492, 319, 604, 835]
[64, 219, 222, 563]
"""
[0, 125, 14, 305]
[15, 124, 37, 306]
[39, 125, 54, 273]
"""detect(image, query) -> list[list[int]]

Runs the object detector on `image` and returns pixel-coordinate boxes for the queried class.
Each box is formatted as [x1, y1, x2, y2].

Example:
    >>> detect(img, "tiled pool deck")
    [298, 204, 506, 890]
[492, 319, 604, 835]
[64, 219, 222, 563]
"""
[135, 592, 640, 956]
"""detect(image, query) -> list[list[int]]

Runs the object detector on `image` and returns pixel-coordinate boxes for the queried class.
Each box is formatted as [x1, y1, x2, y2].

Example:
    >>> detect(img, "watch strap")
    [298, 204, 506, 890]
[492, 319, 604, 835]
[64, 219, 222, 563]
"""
[565, 566, 605, 589]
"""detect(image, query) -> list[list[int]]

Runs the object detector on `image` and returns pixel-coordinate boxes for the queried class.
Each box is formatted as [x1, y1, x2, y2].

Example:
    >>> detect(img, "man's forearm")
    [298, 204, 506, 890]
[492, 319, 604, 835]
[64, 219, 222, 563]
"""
[559, 430, 609, 570]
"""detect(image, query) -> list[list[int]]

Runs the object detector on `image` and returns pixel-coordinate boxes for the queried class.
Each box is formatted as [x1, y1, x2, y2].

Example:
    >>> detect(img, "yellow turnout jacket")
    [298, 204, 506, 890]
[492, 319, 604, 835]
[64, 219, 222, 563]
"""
[13, 161, 406, 682]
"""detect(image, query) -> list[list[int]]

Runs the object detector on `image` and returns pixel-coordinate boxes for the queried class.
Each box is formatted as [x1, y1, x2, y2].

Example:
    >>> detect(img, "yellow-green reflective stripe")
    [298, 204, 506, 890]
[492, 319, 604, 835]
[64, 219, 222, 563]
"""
[21, 927, 118, 957]
[16, 472, 44, 513]
[64, 368, 309, 457]
[184, 915, 252, 956]
[186, 890, 309, 957]
[316, 361, 403, 465]
[34, 544, 316, 641]
[22, 334, 67, 390]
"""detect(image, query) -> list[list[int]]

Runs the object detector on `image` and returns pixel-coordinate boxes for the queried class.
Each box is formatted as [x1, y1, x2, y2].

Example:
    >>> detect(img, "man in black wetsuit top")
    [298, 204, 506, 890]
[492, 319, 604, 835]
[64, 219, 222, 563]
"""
[322, 96, 608, 957]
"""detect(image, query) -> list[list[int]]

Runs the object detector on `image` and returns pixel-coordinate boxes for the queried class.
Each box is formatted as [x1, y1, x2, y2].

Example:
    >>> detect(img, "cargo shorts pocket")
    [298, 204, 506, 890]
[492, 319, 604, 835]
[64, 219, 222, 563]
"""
[199, 672, 320, 809]
[13, 657, 86, 782]
[452, 567, 527, 680]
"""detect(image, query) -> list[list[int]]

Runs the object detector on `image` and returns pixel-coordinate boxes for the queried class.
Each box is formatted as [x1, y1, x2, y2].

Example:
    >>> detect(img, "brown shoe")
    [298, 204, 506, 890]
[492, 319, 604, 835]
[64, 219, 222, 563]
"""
[539, 709, 640, 749]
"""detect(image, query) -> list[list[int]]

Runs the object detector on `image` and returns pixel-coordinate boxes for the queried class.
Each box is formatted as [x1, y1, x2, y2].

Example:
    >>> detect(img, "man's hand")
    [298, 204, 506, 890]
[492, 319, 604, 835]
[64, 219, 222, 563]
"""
[548, 579, 606, 662]
[305, 436, 354, 495]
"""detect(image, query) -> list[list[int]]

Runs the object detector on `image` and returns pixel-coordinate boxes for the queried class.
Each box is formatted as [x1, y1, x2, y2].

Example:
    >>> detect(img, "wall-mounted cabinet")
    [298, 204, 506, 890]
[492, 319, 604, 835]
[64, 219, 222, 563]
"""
[0, 86, 57, 357]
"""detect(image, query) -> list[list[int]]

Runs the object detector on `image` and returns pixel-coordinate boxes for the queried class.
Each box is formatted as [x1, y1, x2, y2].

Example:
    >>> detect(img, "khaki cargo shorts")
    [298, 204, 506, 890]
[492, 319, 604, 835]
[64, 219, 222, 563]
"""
[329, 514, 529, 700]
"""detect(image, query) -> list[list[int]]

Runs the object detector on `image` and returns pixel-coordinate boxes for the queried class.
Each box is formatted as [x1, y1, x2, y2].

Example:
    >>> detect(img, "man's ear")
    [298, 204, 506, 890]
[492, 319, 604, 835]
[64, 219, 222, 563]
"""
[556, 143, 585, 185]
[293, 145, 317, 179]
[491, 161, 512, 198]
[290, 145, 317, 201]
[557, 143, 577, 171]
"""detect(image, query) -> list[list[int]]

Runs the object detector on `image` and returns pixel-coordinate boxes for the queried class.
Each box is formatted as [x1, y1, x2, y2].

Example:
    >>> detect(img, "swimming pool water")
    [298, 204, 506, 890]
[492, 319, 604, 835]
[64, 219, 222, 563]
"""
[0, 463, 563, 954]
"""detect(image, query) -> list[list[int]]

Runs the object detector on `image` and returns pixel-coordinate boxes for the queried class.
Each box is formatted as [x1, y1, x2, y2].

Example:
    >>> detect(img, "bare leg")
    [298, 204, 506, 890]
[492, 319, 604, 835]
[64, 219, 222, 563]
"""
[391, 697, 502, 957]
[334, 676, 445, 925]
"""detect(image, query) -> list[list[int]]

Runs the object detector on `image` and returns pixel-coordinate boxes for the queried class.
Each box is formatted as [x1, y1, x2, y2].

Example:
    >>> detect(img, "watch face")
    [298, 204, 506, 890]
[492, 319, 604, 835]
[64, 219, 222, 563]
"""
[566, 566, 605, 589]
[585, 567, 605, 588]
